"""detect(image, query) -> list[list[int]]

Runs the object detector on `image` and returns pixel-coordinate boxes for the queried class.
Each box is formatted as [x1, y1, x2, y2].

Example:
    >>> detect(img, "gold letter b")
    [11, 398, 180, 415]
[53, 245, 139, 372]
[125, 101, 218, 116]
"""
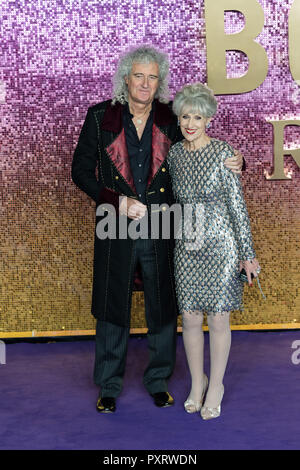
[205, 0, 268, 94]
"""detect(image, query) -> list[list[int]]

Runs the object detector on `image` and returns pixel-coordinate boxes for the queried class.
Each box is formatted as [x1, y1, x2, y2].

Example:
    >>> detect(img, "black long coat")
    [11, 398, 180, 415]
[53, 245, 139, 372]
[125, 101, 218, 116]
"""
[72, 99, 182, 327]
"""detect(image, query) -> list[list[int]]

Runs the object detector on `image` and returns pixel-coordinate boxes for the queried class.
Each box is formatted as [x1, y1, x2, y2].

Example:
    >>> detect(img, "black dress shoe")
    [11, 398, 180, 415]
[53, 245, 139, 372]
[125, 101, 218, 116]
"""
[151, 392, 174, 407]
[96, 396, 116, 413]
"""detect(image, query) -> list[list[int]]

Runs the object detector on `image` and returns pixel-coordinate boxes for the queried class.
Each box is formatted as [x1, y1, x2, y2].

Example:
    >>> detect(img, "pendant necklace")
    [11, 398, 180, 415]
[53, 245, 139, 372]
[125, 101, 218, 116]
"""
[130, 105, 151, 130]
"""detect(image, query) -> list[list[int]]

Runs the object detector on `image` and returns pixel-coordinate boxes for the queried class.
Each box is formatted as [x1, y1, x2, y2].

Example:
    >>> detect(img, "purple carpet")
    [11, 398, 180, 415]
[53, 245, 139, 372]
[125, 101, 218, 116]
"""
[0, 330, 299, 450]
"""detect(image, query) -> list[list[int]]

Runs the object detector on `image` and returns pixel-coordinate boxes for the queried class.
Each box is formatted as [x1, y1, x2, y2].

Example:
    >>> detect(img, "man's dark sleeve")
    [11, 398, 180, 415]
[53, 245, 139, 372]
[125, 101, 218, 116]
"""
[71, 107, 103, 203]
[72, 107, 123, 212]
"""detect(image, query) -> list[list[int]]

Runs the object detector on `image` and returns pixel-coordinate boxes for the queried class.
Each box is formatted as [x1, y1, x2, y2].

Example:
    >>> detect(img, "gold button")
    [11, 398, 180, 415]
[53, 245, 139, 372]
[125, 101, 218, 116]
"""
[115, 175, 119, 180]
[160, 187, 165, 192]
[161, 167, 166, 172]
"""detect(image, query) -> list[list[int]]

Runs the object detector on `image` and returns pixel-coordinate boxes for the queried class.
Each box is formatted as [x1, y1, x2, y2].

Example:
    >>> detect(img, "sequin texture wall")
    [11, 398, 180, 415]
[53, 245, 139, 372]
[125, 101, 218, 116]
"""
[0, 0, 299, 334]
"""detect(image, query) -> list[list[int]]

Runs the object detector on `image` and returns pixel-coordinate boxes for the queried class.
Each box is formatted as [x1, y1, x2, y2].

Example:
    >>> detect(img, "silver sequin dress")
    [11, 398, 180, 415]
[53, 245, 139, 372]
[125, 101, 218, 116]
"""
[167, 139, 256, 314]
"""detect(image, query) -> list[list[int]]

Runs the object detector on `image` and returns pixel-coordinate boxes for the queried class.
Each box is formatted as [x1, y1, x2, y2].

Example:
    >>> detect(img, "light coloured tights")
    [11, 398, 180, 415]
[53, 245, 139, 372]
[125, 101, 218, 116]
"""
[182, 310, 231, 408]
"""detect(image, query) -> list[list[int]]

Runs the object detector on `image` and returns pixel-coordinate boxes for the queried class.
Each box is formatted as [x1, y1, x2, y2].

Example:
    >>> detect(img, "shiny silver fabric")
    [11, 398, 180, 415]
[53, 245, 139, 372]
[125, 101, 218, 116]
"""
[167, 139, 256, 314]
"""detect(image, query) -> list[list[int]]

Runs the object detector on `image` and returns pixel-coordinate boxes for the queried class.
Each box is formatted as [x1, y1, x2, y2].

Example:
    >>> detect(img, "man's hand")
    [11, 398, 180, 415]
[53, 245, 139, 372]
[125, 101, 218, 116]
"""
[224, 149, 243, 174]
[119, 196, 147, 220]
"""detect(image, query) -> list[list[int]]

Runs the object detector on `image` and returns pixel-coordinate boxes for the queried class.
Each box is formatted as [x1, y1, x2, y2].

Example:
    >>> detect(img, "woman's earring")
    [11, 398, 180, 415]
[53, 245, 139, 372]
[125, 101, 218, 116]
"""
[206, 122, 211, 129]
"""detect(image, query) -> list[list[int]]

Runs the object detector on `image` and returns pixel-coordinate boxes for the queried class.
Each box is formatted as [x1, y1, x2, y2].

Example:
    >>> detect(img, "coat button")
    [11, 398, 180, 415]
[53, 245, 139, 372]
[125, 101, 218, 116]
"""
[115, 175, 119, 180]
[160, 187, 165, 192]
[161, 167, 166, 172]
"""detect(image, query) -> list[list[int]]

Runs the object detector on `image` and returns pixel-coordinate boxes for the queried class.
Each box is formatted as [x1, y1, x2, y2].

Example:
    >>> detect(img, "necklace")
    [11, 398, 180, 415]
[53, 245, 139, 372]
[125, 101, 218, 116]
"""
[130, 104, 151, 130]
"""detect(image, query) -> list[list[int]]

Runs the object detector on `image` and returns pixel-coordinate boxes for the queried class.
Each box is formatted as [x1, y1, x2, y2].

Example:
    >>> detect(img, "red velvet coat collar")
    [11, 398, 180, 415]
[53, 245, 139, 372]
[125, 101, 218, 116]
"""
[102, 99, 174, 192]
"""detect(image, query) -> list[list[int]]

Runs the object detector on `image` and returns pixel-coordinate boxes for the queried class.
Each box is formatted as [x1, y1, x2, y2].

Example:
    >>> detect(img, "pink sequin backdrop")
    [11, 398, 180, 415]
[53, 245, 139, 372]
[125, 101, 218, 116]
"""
[0, 0, 299, 334]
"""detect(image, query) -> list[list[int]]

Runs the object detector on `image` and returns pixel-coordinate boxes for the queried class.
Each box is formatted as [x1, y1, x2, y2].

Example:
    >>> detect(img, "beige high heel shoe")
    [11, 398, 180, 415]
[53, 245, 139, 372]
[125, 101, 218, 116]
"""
[200, 384, 224, 420]
[184, 374, 208, 414]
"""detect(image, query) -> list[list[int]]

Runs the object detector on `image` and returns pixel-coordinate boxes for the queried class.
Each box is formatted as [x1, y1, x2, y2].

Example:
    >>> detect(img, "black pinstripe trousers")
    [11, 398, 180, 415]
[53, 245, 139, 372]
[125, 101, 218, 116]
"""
[93, 238, 177, 397]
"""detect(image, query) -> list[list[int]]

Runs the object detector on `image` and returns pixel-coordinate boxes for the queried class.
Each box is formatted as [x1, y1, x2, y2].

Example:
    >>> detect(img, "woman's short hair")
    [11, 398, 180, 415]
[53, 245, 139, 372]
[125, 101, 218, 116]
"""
[112, 45, 170, 105]
[172, 83, 218, 118]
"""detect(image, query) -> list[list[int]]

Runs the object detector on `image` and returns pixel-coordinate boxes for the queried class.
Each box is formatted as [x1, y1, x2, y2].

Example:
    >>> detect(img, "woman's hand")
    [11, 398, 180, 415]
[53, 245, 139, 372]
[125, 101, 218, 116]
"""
[240, 258, 261, 286]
